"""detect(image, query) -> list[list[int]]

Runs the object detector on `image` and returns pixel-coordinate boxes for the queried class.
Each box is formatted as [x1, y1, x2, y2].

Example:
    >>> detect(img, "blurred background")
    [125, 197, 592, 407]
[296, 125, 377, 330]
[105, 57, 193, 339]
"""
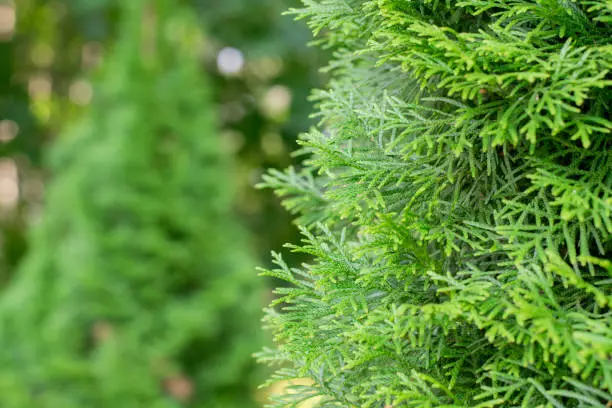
[0, 0, 323, 406]
[0, 0, 324, 281]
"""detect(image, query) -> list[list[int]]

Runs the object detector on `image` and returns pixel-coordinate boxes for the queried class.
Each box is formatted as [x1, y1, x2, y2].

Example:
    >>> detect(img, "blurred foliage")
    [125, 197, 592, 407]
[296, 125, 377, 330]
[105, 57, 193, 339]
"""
[0, 2, 264, 406]
[0, 0, 324, 281]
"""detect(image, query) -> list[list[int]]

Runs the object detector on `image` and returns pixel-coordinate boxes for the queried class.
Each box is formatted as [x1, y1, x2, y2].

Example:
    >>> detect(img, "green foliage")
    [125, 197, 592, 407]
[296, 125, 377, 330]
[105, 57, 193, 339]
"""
[259, 0, 612, 406]
[0, 0, 323, 279]
[0, 2, 263, 407]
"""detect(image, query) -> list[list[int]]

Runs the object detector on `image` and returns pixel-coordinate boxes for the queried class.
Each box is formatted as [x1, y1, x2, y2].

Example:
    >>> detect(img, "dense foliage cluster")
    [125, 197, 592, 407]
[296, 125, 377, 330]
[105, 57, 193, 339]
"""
[0, 2, 262, 406]
[260, 0, 612, 406]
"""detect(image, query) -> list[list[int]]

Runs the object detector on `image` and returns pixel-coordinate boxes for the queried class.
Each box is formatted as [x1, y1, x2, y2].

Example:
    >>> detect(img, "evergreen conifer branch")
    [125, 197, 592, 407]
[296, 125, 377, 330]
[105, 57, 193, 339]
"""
[260, 0, 612, 406]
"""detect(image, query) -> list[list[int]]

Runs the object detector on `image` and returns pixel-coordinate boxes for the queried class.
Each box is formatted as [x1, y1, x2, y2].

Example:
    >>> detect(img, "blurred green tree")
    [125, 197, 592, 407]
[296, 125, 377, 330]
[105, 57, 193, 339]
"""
[0, 0, 323, 282]
[0, 1, 263, 406]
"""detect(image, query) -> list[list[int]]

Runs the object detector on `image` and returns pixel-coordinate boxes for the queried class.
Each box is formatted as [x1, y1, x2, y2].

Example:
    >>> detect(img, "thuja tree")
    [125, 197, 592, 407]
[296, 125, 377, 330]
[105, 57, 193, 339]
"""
[0, 1, 263, 407]
[1, 0, 322, 282]
[259, 0, 612, 407]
